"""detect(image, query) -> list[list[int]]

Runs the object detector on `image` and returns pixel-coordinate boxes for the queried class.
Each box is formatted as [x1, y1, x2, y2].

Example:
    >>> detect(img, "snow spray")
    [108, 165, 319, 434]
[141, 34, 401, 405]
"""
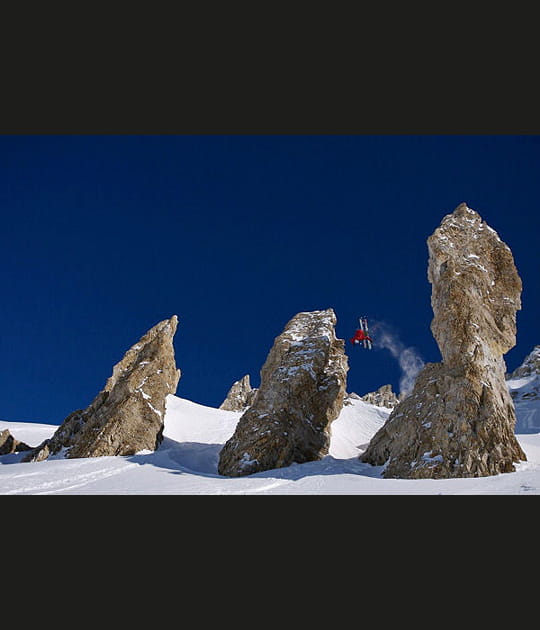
[371, 321, 425, 398]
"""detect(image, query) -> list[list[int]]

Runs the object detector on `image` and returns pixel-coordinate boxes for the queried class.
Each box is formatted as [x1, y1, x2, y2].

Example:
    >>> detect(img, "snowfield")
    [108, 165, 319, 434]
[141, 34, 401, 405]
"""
[2, 392, 540, 495]
[507, 373, 540, 434]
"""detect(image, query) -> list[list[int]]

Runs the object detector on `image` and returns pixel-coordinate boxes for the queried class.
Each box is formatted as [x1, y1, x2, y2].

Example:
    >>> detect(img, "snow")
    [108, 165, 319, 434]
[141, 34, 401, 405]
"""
[2, 392, 540, 494]
[146, 400, 162, 417]
[507, 374, 540, 433]
[508, 375, 536, 390]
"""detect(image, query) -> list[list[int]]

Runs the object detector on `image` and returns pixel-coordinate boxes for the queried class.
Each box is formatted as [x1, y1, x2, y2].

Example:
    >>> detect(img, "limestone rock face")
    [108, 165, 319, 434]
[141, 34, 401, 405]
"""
[218, 309, 349, 477]
[219, 375, 258, 411]
[23, 316, 180, 461]
[0, 429, 30, 455]
[361, 203, 526, 478]
[360, 384, 399, 409]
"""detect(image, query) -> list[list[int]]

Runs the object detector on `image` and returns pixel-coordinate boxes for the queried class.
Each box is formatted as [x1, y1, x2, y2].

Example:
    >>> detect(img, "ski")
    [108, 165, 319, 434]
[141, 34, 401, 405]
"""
[359, 317, 367, 348]
[359, 317, 366, 348]
[360, 316, 372, 350]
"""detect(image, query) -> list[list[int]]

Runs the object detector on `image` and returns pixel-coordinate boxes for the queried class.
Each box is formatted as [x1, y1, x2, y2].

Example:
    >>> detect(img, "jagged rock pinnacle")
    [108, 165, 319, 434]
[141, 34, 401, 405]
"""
[24, 316, 181, 461]
[218, 309, 348, 477]
[219, 375, 257, 411]
[360, 204, 526, 478]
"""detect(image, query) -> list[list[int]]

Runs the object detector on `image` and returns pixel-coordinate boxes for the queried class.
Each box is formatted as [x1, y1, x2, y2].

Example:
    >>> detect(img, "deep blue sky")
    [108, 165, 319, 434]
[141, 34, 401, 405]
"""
[1, 135, 538, 424]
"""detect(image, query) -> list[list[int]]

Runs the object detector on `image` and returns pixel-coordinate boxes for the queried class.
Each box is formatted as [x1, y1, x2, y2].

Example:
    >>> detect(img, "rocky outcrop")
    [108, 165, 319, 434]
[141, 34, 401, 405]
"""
[218, 309, 349, 477]
[219, 375, 258, 411]
[343, 392, 361, 406]
[507, 345, 540, 380]
[0, 429, 30, 455]
[361, 203, 526, 478]
[359, 384, 399, 409]
[23, 316, 180, 461]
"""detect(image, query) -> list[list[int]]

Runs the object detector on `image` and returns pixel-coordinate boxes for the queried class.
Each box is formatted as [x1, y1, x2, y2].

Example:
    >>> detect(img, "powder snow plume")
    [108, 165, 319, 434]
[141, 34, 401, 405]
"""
[371, 321, 425, 397]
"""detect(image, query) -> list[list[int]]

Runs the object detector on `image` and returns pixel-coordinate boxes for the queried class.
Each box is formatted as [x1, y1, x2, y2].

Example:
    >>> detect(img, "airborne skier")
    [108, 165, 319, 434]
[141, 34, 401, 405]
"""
[350, 316, 373, 349]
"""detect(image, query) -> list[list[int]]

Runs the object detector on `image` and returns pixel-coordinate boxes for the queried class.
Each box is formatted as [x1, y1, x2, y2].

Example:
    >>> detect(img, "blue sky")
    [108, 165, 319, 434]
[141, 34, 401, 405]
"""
[1, 135, 538, 424]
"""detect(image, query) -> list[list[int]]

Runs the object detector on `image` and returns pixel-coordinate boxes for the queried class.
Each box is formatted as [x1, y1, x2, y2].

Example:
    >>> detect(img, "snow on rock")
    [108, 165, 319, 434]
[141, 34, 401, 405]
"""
[508, 345, 540, 379]
[356, 384, 399, 409]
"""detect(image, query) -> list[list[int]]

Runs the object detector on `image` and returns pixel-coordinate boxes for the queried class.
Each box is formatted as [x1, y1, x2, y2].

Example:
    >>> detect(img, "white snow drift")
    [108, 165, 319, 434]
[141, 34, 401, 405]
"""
[1, 390, 540, 494]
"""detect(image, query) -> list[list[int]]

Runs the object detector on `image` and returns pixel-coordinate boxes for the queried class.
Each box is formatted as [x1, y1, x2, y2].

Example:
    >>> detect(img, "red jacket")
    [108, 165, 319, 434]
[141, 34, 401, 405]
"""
[351, 329, 371, 343]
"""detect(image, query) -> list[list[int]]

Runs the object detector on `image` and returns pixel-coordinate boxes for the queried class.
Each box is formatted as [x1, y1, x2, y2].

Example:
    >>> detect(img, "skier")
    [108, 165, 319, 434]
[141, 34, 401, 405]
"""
[350, 328, 372, 346]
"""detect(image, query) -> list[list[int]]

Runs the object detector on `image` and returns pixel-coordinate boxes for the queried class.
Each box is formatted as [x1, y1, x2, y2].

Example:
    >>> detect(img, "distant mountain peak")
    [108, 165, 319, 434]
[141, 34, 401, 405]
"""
[507, 345, 540, 380]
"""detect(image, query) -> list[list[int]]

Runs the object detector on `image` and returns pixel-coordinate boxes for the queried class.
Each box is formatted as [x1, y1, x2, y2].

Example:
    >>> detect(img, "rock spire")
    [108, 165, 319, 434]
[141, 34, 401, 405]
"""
[360, 203, 526, 478]
[219, 375, 258, 411]
[23, 316, 180, 461]
[218, 308, 348, 476]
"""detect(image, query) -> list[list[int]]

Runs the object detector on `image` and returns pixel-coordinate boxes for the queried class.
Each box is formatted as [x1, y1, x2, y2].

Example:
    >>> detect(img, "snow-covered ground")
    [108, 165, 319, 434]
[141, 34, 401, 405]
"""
[2, 392, 540, 494]
[507, 373, 540, 433]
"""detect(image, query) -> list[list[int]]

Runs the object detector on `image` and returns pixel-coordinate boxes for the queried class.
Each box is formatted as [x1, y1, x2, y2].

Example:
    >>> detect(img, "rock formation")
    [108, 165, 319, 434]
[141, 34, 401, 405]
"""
[219, 375, 258, 411]
[23, 316, 180, 461]
[507, 345, 540, 380]
[359, 384, 399, 409]
[343, 392, 361, 406]
[218, 308, 349, 477]
[0, 429, 30, 455]
[360, 203, 526, 478]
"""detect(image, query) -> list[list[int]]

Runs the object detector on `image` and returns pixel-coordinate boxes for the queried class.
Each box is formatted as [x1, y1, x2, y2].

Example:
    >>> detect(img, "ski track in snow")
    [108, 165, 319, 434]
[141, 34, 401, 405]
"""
[2, 392, 540, 494]
[1, 458, 139, 495]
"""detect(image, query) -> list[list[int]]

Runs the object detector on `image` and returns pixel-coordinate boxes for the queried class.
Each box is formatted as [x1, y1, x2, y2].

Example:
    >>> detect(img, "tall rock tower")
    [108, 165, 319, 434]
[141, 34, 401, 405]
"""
[360, 203, 526, 478]
[218, 309, 349, 476]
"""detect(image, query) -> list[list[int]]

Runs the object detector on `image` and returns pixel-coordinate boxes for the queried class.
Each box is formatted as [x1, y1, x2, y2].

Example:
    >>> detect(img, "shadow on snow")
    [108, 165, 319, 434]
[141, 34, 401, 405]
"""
[128, 436, 385, 482]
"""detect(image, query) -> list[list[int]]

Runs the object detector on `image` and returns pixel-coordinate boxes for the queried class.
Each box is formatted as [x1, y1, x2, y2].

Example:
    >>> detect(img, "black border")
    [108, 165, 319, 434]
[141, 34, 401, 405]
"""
[2, 53, 539, 135]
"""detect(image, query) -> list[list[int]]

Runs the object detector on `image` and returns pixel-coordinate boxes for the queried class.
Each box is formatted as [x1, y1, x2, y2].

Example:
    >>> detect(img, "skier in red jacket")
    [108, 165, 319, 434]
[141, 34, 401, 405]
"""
[350, 328, 372, 345]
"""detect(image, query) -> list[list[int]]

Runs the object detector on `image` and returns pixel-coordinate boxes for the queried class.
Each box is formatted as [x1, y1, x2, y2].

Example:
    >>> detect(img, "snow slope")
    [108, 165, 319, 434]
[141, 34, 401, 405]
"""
[508, 373, 540, 433]
[2, 393, 540, 494]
